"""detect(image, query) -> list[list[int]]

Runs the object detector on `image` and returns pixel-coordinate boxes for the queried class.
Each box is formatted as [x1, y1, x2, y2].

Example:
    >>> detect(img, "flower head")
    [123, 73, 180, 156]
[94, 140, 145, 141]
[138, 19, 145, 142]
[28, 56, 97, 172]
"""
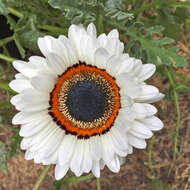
[9, 23, 164, 180]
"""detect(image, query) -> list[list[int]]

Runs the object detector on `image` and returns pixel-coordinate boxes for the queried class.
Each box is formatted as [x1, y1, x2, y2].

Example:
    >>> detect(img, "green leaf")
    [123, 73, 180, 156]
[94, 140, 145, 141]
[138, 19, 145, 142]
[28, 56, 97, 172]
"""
[104, 9, 134, 21]
[7, 129, 22, 158]
[126, 25, 187, 67]
[0, 141, 7, 173]
[145, 25, 164, 36]
[105, 0, 125, 10]
[0, 0, 8, 15]
[48, 0, 97, 24]
[19, 30, 44, 50]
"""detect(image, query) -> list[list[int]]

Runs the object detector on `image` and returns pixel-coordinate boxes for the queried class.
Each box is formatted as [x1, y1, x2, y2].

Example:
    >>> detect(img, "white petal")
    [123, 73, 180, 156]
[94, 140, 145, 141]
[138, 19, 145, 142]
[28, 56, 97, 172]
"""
[106, 55, 122, 77]
[127, 134, 147, 149]
[19, 115, 50, 137]
[20, 137, 33, 150]
[15, 73, 27, 80]
[29, 56, 54, 75]
[41, 130, 64, 158]
[16, 101, 48, 112]
[55, 164, 69, 180]
[87, 23, 96, 38]
[107, 29, 119, 39]
[98, 33, 107, 47]
[58, 135, 76, 165]
[89, 136, 102, 160]
[68, 24, 86, 57]
[42, 149, 59, 165]
[30, 74, 57, 93]
[140, 116, 164, 131]
[127, 145, 133, 154]
[25, 150, 35, 160]
[58, 36, 78, 65]
[110, 127, 128, 150]
[100, 159, 105, 170]
[140, 93, 165, 104]
[70, 139, 84, 176]
[114, 114, 131, 132]
[116, 107, 135, 122]
[101, 134, 115, 163]
[38, 36, 55, 57]
[14, 88, 49, 112]
[46, 53, 67, 75]
[138, 64, 156, 82]
[13, 60, 37, 78]
[131, 59, 142, 76]
[117, 58, 135, 75]
[9, 79, 32, 93]
[135, 85, 159, 103]
[129, 120, 153, 139]
[106, 155, 120, 173]
[27, 124, 56, 150]
[116, 73, 141, 98]
[106, 38, 123, 55]
[92, 160, 100, 178]
[131, 103, 157, 119]
[81, 140, 92, 173]
[120, 95, 133, 108]
[94, 48, 109, 69]
[12, 110, 48, 125]
[10, 94, 22, 106]
[31, 128, 63, 159]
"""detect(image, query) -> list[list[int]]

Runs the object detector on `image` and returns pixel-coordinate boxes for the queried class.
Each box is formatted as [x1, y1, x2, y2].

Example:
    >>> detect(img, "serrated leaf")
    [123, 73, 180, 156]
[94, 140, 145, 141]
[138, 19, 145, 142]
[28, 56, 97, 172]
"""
[145, 25, 164, 36]
[105, 9, 134, 21]
[105, 0, 125, 10]
[126, 26, 187, 67]
[48, 0, 97, 24]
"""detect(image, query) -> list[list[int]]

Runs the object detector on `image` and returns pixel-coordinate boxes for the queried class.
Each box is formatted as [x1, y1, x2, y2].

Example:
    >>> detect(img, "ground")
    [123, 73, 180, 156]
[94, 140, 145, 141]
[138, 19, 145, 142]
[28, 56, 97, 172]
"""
[0, 32, 190, 190]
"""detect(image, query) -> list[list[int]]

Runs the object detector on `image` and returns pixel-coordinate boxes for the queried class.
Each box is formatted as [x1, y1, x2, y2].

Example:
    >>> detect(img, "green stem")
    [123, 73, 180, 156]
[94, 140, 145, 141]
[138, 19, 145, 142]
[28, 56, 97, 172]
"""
[32, 165, 51, 190]
[97, 13, 104, 35]
[8, 7, 23, 18]
[148, 135, 155, 177]
[97, 178, 101, 190]
[37, 25, 68, 35]
[63, 173, 94, 184]
[165, 68, 181, 161]
[0, 36, 14, 46]
[0, 53, 16, 63]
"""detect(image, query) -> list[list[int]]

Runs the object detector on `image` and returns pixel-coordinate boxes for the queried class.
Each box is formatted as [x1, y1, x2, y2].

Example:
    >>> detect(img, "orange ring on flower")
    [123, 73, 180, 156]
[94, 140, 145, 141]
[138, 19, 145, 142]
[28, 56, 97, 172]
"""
[49, 63, 120, 138]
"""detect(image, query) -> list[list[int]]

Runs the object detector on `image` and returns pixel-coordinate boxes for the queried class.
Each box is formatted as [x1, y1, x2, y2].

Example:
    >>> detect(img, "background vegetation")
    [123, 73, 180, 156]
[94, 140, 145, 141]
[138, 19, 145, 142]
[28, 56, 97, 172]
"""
[0, 0, 190, 189]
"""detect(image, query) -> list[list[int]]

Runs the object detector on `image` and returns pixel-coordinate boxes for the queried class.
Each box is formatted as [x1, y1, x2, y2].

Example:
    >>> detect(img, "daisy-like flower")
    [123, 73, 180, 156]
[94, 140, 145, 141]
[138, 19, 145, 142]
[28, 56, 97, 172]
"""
[9, 23, 164, 180]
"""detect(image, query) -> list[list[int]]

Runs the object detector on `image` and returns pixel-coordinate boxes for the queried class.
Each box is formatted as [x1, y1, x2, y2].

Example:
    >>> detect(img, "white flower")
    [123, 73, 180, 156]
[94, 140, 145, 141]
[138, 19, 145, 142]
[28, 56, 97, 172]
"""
[9, 23, 164, 180]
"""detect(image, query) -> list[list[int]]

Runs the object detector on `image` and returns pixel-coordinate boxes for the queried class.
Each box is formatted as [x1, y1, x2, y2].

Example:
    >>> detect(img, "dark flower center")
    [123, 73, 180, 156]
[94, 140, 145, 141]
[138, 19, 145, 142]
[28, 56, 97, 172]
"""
[66, 81, 107, 122]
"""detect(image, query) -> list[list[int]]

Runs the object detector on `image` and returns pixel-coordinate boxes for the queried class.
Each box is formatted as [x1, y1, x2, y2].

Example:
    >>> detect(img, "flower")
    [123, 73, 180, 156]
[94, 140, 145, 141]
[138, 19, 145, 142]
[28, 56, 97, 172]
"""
[9, 23, 164, 180]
